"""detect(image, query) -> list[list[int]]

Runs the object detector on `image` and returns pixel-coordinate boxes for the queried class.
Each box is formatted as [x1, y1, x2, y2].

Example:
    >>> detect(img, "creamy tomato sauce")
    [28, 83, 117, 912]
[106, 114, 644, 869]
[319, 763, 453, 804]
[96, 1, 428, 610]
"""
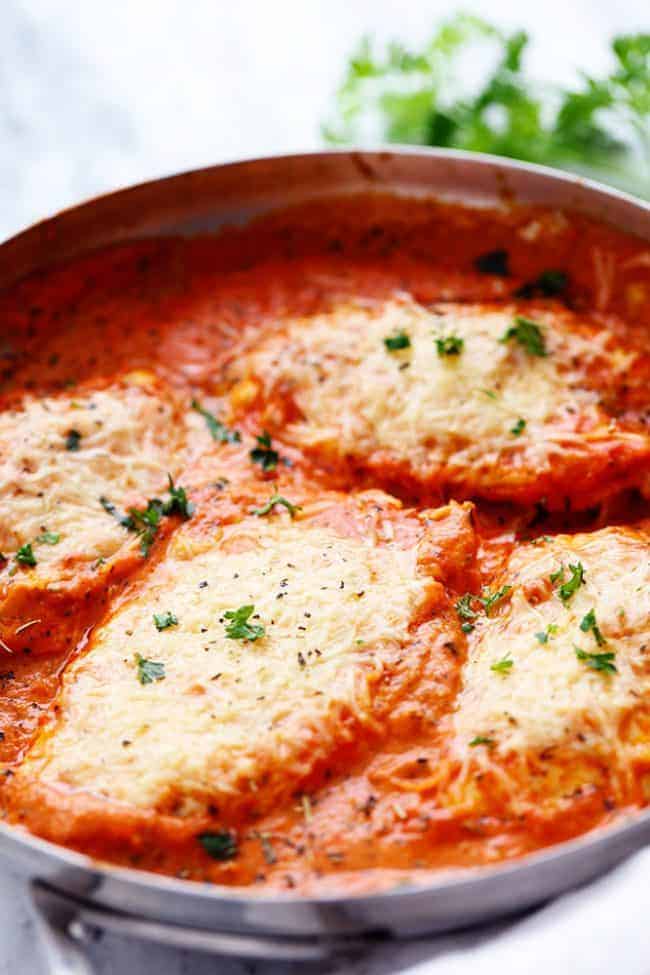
[1, 194, 650, 892]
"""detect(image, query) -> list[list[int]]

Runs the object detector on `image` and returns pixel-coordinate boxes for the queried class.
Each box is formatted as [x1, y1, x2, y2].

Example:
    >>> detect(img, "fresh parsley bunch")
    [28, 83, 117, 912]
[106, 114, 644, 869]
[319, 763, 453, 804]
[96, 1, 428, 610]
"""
[324, 14, 650, 198]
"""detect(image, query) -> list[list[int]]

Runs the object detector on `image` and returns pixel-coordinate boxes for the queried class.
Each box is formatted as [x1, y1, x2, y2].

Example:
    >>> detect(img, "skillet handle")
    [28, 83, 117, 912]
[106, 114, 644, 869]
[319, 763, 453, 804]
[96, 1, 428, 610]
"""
[30, 881, 96, 975]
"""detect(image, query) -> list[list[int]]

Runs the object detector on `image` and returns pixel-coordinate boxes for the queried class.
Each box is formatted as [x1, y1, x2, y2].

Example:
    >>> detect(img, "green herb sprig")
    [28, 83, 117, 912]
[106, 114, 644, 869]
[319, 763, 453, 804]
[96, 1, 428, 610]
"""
[469, 735, 495, 748]
[224, 605, 266, 642]
[250, 432, 279, 472]
[135, 653, 166, 684]
[325, 17, 650, 199]
[384, 330, 411, 351]
[491, 655, 513, 674]
[500, 317, 547, 357]
[552, 562, 585, 603]
[198, 831, 238, 861]
[191, 399, 241, 444]
[579, 608, 606, 646]
[252, 493, 301, 518]
[435, 335, 464, 357]
[153, 611, 178, 631]
[575, 646, 617, 675]
[101, 476, 194, 557]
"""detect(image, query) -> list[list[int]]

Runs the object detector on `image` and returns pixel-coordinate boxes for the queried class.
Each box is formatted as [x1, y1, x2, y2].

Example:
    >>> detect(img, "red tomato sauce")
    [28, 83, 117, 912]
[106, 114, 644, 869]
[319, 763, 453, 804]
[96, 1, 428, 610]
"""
[1, 194, 649, 891]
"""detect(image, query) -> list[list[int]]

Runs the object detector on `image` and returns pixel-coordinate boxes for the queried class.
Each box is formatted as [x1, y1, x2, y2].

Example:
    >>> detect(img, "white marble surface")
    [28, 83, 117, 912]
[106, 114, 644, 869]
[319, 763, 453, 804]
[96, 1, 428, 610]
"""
[0, 1, 648, 972]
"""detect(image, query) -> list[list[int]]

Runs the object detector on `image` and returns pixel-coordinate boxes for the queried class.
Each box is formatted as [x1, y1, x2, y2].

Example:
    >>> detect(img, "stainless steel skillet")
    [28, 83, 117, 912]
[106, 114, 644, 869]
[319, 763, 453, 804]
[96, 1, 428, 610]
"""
[0, 148, 649, 974]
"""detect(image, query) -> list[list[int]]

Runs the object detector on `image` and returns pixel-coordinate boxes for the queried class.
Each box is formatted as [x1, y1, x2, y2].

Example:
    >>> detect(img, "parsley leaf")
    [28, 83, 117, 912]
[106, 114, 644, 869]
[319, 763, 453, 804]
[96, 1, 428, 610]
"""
[456, 586, 512, 626]
[535, 623, 559, 644]
[480, 584, 512, 616]
[474, 249, 510, 276]
[191, 399, 241, 444]
[435, 335, 464, 357]
[15, 543, 36, 567]
[120, 478, 194, 557]
[224, 604, 265, 642]
[127, 499, 164, 557]
[99, 496, 134, 528]
[500, 316, 547, 357]
[252, 493, 301, 518]
[384, 330, 411, 351]
[469, 735, 495, 748]
[65, 429, 82, 451]
[162, 476, 195, 519]
[250, 432, 279, 472]
[455, 593, 478, 624]
[491, 654, 513, 674]
[580, 608, 606, 646]
[575, 646, 617, 675]
[554, 562, 585, 603]
[135, 653, 166, 684]
[514, 269, 569, 299]
[198, 831, 238, 861]
[153, 611, 178, 631]
[35, 532, 60, 545]
[510, 417, 526, 436]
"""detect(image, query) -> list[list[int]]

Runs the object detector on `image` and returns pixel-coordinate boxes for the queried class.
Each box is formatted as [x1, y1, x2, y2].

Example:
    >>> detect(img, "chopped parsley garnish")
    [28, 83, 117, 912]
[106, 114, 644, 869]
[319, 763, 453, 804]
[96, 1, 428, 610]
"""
[384, 330, 411, 351]
[191, 399, 241, 444]
[574, 646, 617, 675]
[224, 604, 265, 642]
[435, 335, 464, 357]
[469, 735, 495, 748]
[552, 562, 585, 603]
[135, 653, 166, 684]
[65, 429, 82, 451]
[579, 608, 606, 646]
[514, 269, 569, 299]
[455, 593, 479, 625]
[479, 584, 512, 616]
[106, 477, 194, 557]
[250, 432, 279, 472]
[99, 496, 133, 528]
[474, 249, 510, 276]
[456, 586, 511, 626]
[14, 543, 36, 568]
[252, 493, 301, 518]
[35, 532, 60, 545]
[162, 476, 195, 519]
[535, 624, 559, 644]
[127, 499, 164, 557]
[10, 532, 63, 573]
[510, 417, 526, 436]
[198, 831, 238, 861]
[500, 316, 547, 357]
[153, 611, 178, 631]
[491, 654, 513, 674]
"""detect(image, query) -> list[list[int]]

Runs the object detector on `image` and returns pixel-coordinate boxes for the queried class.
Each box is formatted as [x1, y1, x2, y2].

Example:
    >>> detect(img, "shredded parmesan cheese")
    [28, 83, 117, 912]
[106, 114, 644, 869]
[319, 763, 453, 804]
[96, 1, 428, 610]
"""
[233, 299, 640, 491]
[453, 527, 650, 757]
[19, 513, 432, 813]
[0, 377, 188, 579]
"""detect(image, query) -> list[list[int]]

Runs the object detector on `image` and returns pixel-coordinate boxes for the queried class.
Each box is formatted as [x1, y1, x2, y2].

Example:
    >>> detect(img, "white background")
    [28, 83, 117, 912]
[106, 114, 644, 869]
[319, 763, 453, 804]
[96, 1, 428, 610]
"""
[0, 1, 647, 972]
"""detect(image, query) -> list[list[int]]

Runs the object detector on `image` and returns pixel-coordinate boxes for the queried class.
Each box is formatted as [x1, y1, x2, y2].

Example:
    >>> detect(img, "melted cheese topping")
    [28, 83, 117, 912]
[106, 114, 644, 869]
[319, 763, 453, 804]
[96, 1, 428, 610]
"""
[234, 299, 639, 488]
[0, 376, 187, 579]
[20, 511, 432, 813]
[453, 527, 650, 756]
